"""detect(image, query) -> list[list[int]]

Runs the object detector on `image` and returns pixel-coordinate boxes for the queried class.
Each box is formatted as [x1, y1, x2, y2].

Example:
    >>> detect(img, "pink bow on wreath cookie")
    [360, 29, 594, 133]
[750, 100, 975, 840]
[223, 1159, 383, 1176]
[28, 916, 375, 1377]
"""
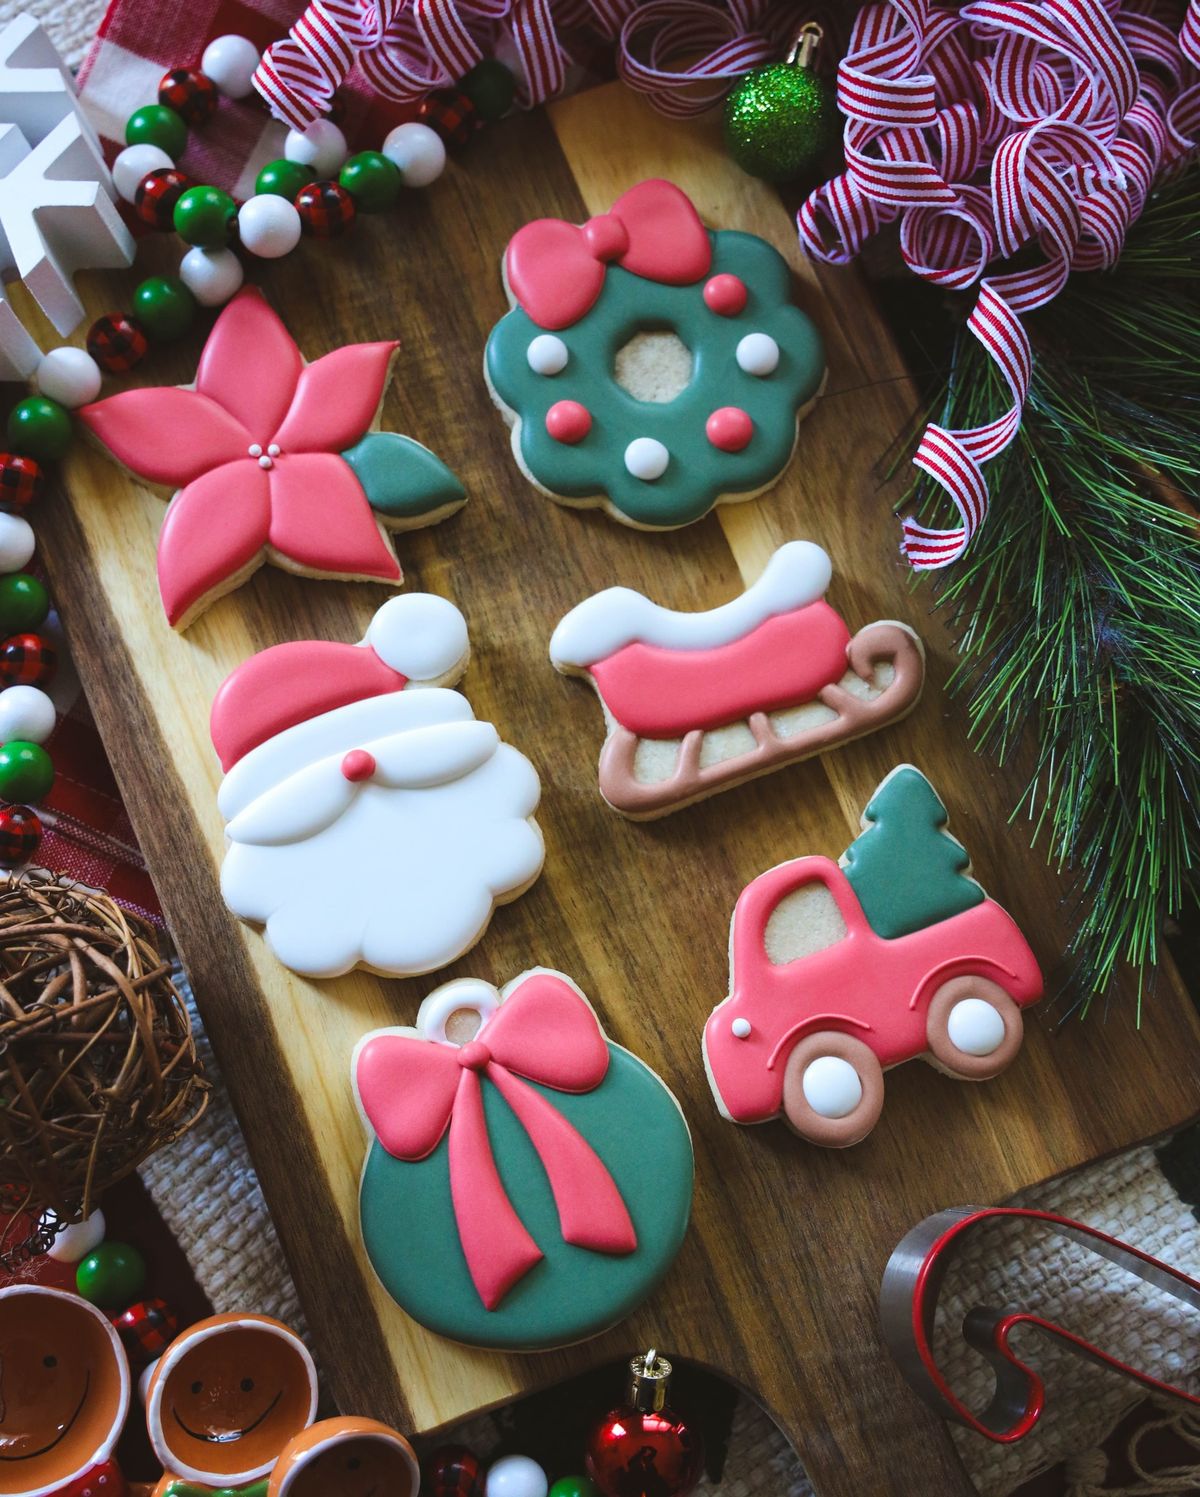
[355, 972, 637, 1310]
[505, 179, 712, 329]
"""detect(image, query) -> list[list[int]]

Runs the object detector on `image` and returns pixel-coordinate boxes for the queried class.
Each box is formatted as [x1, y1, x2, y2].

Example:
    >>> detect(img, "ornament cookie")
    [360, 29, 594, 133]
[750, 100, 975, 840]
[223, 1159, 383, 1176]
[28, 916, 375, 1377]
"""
[485, 179, 825, 529]
[78, 288, 465, 629]
[353, 968, 693, 1350]
[550, 541, 925, 817]
[703, 766, 1043, 1148]
[211, 593, 543, 979]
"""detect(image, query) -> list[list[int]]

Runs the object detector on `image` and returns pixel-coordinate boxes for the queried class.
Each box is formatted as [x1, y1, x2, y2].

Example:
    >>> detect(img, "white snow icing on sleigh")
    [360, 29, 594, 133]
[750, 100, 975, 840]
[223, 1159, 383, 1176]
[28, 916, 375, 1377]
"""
[550, 541, 926, 818]
[210, 593, 544, 979]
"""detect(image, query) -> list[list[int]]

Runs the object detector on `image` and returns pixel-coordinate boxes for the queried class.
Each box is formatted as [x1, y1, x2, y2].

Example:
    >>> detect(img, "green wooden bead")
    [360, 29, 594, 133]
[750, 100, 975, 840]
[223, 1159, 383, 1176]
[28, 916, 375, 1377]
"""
[125, 103, 187, 160]
[6, 397, 71, 463]
[549, 1481, 601, 1497]
[0, 740, 54, 802]
[173, 184, 237, 246]
[460, 58, 517, 121]
[339, 151, 402, 211]
[0, 574, 49, 634]
[256, 158, 314, 199]
[133, 276, 196, 341]
[75, 1241, 147, 1307]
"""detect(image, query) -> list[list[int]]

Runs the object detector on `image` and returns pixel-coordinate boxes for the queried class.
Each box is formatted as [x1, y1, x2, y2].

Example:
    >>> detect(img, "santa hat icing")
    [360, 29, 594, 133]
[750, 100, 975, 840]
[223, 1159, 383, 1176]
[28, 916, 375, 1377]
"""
[211, 594, 469, 772]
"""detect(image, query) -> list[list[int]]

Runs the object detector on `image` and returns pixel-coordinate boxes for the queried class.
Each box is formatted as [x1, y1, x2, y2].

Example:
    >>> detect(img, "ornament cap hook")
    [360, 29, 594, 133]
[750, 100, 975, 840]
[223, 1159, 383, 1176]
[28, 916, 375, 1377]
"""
[788, 22, 823, 69]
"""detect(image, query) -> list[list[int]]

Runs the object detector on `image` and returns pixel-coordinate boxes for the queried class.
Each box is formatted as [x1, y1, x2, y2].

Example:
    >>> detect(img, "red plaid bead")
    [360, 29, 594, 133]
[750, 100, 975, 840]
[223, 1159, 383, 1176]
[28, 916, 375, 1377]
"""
[0, 632, 56, 687]
[134, 168, 194, 230]
[113, 1298, 179, 1362]
[418, 89, 479, 147]
[425, 1445, 483, 1496]
[158, 66, 218, 126]
[0, 453, 44, 511]
[87, 314, 149, 374]
[295, 181, 357, 238]
[0, 805, 42, 868]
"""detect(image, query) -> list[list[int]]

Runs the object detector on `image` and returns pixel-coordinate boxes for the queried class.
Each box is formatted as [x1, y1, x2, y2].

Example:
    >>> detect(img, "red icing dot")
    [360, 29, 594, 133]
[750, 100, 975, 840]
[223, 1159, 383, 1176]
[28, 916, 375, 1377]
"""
[341, 749, 376, 782]
[707, 407, 754, 452]
[703, 274, 748, 316]
[546, 400, 592, 444]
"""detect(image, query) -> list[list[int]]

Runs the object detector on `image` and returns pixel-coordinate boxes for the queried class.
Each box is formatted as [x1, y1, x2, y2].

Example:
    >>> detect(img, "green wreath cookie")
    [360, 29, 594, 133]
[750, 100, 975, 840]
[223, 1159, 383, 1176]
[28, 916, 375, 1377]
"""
[484, 178, 826, 530]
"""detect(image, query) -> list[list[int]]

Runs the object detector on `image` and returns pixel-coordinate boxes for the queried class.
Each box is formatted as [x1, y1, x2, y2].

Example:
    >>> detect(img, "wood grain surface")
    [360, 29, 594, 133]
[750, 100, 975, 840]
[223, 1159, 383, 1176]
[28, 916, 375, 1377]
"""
[41, 85, 1200, 1497]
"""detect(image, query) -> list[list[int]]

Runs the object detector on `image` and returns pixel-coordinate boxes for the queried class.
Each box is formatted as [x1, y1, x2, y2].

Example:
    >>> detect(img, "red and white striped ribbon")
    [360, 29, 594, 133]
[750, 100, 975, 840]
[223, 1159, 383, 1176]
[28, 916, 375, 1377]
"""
[799, 0, 1200, 569]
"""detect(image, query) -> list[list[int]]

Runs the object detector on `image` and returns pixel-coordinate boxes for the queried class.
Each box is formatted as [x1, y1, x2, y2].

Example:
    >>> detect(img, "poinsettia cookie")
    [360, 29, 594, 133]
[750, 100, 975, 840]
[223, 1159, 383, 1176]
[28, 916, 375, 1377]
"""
[551, 541, 925, 817]
[78, 288, 465, 629]
[485, 179, 825, 529]
[703, 766, 1043, 1148]
[353, 968, 693, 1350]
[211, 593, 543, 979]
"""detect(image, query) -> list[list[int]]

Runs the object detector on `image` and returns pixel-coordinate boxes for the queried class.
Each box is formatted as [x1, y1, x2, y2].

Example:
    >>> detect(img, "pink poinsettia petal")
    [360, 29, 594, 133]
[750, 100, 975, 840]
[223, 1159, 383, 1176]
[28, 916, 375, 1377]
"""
[195, 288, 303, 442]
[78, 388, 250, 487]
[266, 453, 402, 581]
[271, 341, 398, 453]
[158, 460, 271, 626]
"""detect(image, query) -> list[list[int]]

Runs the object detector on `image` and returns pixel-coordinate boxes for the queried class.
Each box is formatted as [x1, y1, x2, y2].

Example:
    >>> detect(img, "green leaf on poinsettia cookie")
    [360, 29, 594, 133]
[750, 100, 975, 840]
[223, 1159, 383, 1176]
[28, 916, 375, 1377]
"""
[341, 432, 466, 519]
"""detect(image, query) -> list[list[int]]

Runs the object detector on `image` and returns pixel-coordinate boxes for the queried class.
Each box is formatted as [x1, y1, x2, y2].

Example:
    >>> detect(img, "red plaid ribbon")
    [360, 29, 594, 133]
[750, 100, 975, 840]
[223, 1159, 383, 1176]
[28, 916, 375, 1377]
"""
[799, 0, 1200, 569]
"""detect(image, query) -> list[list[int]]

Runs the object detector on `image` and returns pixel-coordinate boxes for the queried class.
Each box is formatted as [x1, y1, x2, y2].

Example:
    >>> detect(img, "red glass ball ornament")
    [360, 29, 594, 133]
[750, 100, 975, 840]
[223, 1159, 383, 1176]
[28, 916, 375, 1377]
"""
[295, 180, 357, 238]
[158, 65, 219, 126]
[424, 1443, 483, 1495]
[0, 632, 56, 687]
[585, 1353, 703, 1497]
[0, 805, 42, 869]
[134, 167, 194, 230]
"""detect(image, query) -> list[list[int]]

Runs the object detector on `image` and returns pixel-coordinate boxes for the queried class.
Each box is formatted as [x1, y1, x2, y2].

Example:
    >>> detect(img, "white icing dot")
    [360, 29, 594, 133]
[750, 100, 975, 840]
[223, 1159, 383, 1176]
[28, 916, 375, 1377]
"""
[248, 443, 263, 457]
[736, 332, 780, 376]
[258, 455, 273, 469]
[731, 1017, 752, 1039]
[527, 334, 569, 375]
[268, 443, 281, 457]
[624, 437, 669, 481]
[802, 1056, 863, 1119]
[947, 998, 1007, 1056]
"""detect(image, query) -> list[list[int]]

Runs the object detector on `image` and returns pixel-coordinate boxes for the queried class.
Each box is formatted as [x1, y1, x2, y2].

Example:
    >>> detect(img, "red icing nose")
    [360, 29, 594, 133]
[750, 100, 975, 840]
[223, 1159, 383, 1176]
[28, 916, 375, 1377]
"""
[458, 1040, 491, 1071]
[341, 749, 376, 782]
[583, 213, 629, 262]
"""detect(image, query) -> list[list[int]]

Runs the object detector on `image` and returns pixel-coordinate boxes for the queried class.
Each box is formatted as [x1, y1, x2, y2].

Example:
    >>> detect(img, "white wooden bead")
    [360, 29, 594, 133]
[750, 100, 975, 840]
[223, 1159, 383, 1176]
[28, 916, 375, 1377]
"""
[112, 142, 172, 202]
[46, 1208, 106, 1263]
[179, 245, 244, 307]
[0, 512, 35, 571]
[381, 122, 446, 187]
[237, 193, 302, 259]
[201, 34, 260, 99]
[484, 1455, 548, 1497]
[285, 119, 348, 177]
[35, 345, 101, 407]
[0, 685, 57, 744]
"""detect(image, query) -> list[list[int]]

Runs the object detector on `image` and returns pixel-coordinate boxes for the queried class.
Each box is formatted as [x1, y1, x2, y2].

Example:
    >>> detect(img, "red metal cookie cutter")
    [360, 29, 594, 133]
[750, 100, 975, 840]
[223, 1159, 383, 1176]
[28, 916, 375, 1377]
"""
[879, 1206, 1200, 1442]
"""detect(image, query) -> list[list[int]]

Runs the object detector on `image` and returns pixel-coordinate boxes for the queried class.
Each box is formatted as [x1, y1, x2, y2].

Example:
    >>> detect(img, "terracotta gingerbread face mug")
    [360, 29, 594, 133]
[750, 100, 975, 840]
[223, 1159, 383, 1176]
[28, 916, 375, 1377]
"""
[267, 1417, 419, 1497]
[0, 1284, 131, 1497]
[145, 1315, 317, 1494]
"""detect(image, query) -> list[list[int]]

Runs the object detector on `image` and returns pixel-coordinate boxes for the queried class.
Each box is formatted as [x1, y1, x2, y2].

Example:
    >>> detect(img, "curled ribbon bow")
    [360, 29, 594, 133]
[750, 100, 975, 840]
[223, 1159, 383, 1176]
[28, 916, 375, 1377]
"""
[505, 178, 711, 329]
[355, 972, 637, 1310]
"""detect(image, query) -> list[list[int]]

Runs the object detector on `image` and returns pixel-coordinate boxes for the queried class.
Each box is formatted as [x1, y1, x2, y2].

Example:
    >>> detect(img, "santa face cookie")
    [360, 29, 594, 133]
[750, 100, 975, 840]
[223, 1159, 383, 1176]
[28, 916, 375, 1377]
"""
[78, 289, 465, 629]
[268, 1418, 419, 1497]
[551, 541, 925, 817]
[703, 766, 1044, 1148]
[211, 593, 544, 979]
[353, 968, 693, 1350]
[485, 179, 825, 529]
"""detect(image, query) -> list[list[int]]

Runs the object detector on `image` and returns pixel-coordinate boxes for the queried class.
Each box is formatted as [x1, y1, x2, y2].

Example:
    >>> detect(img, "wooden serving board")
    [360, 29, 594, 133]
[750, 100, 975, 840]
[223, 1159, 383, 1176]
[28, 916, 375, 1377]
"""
[43, 84, 1200, 1496]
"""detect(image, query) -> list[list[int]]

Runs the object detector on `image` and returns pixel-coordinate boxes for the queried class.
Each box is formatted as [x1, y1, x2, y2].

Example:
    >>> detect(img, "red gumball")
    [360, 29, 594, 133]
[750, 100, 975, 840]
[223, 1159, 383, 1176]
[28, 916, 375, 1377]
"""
[424, 1443, 483, 1496]
[586, 1353, 704, 1497]
[0, 631, 56, 687]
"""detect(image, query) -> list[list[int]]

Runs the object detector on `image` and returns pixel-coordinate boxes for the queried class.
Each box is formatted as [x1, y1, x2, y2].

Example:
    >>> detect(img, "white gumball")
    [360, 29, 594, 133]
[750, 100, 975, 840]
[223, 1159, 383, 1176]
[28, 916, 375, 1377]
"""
[237, 194, 303, 259]
[179, 246, 245, 307]
[381, 121, 446, 187]
[0, 512, 35, 572]
[35, 347, 102, 408]
[201, 34, 261, 98]
[46, 1208, 106, 1263]
[366, 594, 469, 682]
[624, 436, 669, 481]
[484, 1455, 548, 1497]
[113, 142, 173, 202]
[285, 120, 348, 177]
[0, 685, 57, 744]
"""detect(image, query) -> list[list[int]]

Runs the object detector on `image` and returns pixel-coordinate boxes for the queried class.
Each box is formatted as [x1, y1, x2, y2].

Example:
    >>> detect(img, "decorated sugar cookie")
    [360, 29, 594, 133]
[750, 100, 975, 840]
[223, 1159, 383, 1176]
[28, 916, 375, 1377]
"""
[485, 179, 825, 529]
[211, 593, 543, 979]
[78, 288, 465, 629]
[550, 541, 925, 817]
[268, 1418, 419, 1497]
[145, 1313, 317, 1495]
[353, 968, 693, 1350]
[0, 1285, 130, 1497]
[703, 766, 1043, 1148]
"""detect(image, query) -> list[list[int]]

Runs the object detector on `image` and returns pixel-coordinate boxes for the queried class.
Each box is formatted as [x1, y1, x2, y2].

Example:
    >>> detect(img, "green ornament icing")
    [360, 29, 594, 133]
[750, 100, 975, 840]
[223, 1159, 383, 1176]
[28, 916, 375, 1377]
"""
[359, 1042, 693, 1349]
[341, 432, 466, 520]
[485, 229, 825, 528]
[842, 766, 985, 939]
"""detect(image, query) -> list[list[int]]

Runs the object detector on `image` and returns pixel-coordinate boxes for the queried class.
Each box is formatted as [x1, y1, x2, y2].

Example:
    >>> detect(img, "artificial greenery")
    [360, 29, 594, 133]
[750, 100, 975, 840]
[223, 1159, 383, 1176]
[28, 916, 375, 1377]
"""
[905, 172, 1200, 1016]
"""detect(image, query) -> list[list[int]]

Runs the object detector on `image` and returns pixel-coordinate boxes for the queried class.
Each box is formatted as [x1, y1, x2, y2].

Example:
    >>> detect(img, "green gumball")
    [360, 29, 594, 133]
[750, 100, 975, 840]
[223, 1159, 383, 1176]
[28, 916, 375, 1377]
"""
[133, 276, 196, 341]
[125, 103, 188, 160]
[0, 574, 50, 634]
[76, 1241, 147, 1308]
[174, 184, 238, 247]
[256, 158, 315, 199]
[339, 151, 402, 212]
[5, 397, 71, 463]
[0, 740, 54, 802]
[550, 1480, 602, 1497]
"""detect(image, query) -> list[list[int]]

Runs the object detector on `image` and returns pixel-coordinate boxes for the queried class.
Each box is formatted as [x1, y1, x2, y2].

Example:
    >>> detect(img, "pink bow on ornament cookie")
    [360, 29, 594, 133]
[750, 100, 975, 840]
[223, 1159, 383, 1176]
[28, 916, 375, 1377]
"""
[506, 179, 712, 329]
[354, 972, 637, 1310]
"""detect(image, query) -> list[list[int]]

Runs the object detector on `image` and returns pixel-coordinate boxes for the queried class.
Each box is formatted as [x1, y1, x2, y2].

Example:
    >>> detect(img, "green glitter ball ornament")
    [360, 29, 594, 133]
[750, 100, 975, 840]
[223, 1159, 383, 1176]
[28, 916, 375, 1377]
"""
[723, 24, 839, 183]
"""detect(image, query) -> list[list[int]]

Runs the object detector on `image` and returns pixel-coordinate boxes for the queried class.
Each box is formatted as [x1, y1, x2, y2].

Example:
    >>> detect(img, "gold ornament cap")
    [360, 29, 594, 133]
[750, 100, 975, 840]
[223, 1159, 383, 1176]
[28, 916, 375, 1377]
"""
[627, 1348, 673, 1412]
[788, 22, 823, 69]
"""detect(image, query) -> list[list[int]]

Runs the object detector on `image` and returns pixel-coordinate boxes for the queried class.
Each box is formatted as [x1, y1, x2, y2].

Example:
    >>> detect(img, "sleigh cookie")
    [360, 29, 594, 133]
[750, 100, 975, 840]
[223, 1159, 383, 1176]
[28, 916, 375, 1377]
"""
[550, 541, 925, 818]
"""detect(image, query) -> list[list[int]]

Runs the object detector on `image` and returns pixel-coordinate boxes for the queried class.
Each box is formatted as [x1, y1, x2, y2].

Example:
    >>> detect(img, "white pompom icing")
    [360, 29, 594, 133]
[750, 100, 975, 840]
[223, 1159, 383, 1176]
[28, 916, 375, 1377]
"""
[366, 594, 469, 682]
